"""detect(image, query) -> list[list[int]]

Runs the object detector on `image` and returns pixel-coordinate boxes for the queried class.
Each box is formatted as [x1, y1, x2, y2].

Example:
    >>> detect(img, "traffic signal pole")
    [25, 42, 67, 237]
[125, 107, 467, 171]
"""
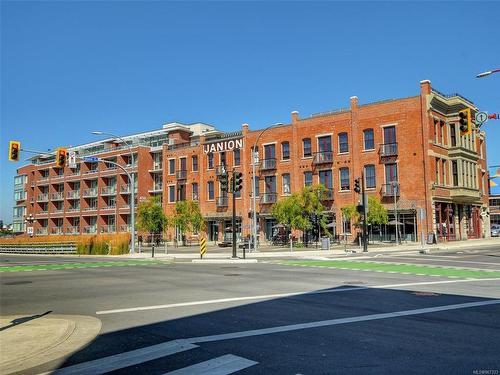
[231, 170, 237, 259]
[362, 171, 368, 252]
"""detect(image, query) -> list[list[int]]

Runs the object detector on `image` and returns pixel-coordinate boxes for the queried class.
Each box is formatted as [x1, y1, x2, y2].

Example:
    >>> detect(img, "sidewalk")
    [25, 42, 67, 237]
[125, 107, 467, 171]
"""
[127, 237, 500, 261]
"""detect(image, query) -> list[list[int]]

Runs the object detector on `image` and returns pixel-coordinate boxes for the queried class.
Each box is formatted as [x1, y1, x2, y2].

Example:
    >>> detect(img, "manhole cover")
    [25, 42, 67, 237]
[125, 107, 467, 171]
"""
[412, 291, 440, 296]
[343, 281, 367, 285]
[5, 281, 32, 286]
[224, 273, 241, 276]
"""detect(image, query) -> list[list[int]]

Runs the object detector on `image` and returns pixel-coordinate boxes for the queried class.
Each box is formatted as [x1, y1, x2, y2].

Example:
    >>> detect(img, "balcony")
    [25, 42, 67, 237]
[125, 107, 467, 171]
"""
[100, 225, 116, 233]
[260, 158, 277, 171]
[50, 192, 65, 201]
[67, 171, 81, 178]
[39, 176, 50, 183]
[215, 165, 228, 177]
[101, 166, 118, 174]
[84, 169, 98, 175]
[176, 170, 187, 180]
[381, 183, 400, 197]
[66, 226, 80, 235]
[83, 206, 98, 212]
[260, 193, 277, 204]
[149, 164, 163, 173]
[149, 184, 163, 193]
[50, 227, 64, 235]
[449, 187, 481, 202]
[37, 193, 49, 202]
[36, 228, 48, 235]
[67, 190, 80, 199]
[380, 143, 398, 158]
[101, 186, 117, 196]
[120, 184, 137, 194]
[52, 208, 64, 215]
[36, 211, 49, 217]
[52, 174, 64, 181]
[83, 188, 98, 198]
[83, 226, 97, 234]
[67, 207, 81, 213]
[119, 205, 130, 210]
[321, 188, 334, 201]
[120, 225, 131, 232]
[101, 205, 116, 211]
[313, 151, 333, 165]
[216, 196, 229, 207]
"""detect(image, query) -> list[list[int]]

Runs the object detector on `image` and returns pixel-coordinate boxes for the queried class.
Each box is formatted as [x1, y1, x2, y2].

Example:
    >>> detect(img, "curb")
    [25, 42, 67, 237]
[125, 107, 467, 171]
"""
[192, 258, 258, 264]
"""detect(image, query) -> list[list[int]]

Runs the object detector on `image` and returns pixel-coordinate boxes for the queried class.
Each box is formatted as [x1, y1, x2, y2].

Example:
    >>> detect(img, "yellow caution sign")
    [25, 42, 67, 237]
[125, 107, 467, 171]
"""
[200, 238, 207, 258]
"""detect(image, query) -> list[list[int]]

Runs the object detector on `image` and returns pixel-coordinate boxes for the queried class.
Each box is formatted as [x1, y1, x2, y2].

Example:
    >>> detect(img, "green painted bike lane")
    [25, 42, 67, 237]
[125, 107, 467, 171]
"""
[0, 260, 167, 273]
[282, 259, 500, 279]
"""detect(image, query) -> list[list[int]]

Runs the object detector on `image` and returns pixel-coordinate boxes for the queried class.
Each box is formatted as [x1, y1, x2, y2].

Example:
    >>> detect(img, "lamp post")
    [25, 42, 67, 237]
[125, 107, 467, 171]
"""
[392, 181, 399, 244]
[476, 69, 500, 78]
[92, 131, 136, 254]
[251, 123, 283, 253]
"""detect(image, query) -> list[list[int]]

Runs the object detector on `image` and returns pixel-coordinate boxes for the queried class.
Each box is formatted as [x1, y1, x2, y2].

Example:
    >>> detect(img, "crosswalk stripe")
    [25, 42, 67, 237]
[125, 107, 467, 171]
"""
[47, 340, 198, 375]
[163, 354, 258, 375]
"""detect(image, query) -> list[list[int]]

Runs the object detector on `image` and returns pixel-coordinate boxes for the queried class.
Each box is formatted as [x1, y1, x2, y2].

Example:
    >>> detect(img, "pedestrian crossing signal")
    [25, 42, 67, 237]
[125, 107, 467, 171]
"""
[9, 141, 20, 161]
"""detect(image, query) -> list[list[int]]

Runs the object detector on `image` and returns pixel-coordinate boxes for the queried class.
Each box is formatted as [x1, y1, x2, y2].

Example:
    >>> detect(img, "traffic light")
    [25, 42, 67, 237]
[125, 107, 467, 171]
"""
[56, 148, 67, 168]
[220, 172, 229, 192]
[8, 141, 20, 161]
[354, 178, 361, 193]
[233, 171, 243, 192]
[458, 108, 472, 136]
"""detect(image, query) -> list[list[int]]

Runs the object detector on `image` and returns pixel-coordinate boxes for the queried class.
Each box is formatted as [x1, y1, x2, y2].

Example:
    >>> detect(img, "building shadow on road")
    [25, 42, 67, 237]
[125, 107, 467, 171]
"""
[31, 286, 500, 374]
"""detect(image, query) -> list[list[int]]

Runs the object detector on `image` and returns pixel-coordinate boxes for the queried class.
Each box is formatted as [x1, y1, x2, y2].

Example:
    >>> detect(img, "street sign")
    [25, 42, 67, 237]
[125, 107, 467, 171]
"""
[83, 156, 99, 162]
[68, 151, 77, 168]
[476, 111, 488, 125]
[27, 227, 33, 235]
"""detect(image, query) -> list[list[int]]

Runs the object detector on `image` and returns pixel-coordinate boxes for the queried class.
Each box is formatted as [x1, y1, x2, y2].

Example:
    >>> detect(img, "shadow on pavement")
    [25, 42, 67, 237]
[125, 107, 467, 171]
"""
[0, 310, 52, 332]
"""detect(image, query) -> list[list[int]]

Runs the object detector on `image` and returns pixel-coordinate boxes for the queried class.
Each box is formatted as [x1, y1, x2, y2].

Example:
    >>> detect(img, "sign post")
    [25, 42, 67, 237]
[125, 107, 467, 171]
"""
[200, 238, 207, 259]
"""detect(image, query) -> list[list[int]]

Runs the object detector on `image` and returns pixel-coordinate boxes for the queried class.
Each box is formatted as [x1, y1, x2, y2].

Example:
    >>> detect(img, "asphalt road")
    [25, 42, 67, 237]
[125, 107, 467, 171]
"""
[1, 247, 500, 374]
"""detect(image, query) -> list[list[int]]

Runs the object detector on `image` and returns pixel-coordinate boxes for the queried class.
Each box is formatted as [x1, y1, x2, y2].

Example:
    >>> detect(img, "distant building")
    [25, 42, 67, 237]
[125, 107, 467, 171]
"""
[13, 80, 489, 242]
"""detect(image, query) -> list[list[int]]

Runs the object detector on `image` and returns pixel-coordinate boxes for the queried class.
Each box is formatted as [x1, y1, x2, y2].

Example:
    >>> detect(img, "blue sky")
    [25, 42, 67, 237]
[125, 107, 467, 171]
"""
[1, 1, 499, 222]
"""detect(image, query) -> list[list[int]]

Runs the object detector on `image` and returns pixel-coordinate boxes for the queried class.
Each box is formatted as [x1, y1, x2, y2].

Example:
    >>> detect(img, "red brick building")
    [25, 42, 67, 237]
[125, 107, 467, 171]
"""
[12, 80, 489, 243]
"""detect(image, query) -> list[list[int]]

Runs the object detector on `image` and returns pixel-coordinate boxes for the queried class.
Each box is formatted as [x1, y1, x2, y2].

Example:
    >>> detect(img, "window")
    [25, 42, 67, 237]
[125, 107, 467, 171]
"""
[340, 168, 350, 190]
[364, 165, 376, 189]
[264, 176, 276, 193]
[385, 163, 398, 185]
[14, 190, 26, 200]
[282, 174, 291, 195]
[318, 136, 332, 152]
[364, 129, 374, 150]
[383, 126, 396, 144]
[452, 161, 458, 186]
[264, 144, 276, 159]
[442, 159, 447, 186]
[304, 171, 313, 186]
[169, 186, 175, 203]
[303, 138, 312, 157]
[338, 133, 348, 153]
[234, 149, 241, 166]
[282, 142, 290, 160]
[450, 124, 457, 147]
[207, 181, 214, 200]
[319, 170, 333, 189]
[220, 152, 226, 166]
[435, 158, 440, 184]
[179, 157, 186, 172]
[169, 159, 175, 175]
[192, 155, 198, 172]
[191, 183, 198, 200]
[207, 153, 214, 170]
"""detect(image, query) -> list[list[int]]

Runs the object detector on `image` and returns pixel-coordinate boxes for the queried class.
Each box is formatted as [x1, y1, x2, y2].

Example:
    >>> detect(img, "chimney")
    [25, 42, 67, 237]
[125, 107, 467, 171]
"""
[291, 111, 299, 123]
[420, 79, 432, 95]
[350, 96, 358, 110]
[242, 123, 249, 135]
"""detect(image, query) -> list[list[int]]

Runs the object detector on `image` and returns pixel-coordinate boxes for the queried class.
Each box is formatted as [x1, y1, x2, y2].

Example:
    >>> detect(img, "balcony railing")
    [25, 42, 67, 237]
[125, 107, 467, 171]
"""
[50, 192, 65, 201]
[120, 184, 137, 194]
[84, 169, 98, 175]
[321, 188, 334, 201]
[313, 151, 333, 165]
[83, 188, 98, 197]
[52, 174, 64, 180]
[67, 190, 80, 199]
[101, 205, 116, 211]
[216, 196, 229, 207]
[175, 169, 187, 180]
[149, 184, 163, 193]
[215, 165, 228, 177]
[380, 143, 398, 157]
[66, 226, 80, 235]
[39, 176, 49, 182]
[36, 211, 49, 217]
[67, 171, 81, 178]
[37, 193, 49, 202]
[101, 186, 117, 196]
[83, 226, 97, 234]
[67, 207, 80, 212]
[120, 225, 131, 232]
[51, 227, 64, 235]
[119, 204, 130, 210]
[100, 225, 116, 233]
[381, 183, 400, 197]
[52, 208, 64, 214]
[260, 193, 277, 204]
[149, 164, 163, 172]
[260, 158, 277, 171]
[84, 206, 97, 212]
[36, 228, 48, 235]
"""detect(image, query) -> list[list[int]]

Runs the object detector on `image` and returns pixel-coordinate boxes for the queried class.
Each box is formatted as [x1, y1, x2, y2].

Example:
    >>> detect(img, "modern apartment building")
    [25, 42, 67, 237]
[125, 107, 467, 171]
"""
[13, 80, 489, 243]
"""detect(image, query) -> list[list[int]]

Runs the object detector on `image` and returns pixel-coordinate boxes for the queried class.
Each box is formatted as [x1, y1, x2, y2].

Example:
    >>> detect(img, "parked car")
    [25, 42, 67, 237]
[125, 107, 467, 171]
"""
[491, 224, 500, 237]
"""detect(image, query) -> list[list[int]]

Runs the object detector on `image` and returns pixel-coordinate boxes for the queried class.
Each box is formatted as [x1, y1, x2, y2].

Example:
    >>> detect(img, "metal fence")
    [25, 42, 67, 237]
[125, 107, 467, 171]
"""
[0, 242, 77, 254]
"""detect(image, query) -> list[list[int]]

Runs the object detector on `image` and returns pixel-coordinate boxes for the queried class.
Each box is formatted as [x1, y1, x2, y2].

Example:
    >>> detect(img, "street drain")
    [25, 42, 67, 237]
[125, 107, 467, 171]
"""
[412, 291, 440, 296]
[224, 273, 241, 276]
[5, 281, 32, 286]
[343, 281, 367, 285]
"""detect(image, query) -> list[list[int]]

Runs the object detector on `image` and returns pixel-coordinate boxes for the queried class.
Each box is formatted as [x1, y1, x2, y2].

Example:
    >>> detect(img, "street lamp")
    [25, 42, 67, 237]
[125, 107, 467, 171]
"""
[92, 131, 136, 254]
[251, 123, 283, 253]
[476, 69, 500, 78]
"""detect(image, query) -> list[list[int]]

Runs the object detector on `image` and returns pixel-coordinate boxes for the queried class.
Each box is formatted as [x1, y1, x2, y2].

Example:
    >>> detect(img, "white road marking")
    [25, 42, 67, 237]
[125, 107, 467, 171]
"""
[96, 277, 500, 315]
[389, 255, 500, 267]
[64, 299, 500, 375]
[163, 354, 258, 375]
[47, 340, 198, 375]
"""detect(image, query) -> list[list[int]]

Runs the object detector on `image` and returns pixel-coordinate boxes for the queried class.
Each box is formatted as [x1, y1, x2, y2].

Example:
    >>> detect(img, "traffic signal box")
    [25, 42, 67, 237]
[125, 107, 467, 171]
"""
[9, 141, 21, 161]
[458, 108, 472, 136]
[354, 178, 361, 193]
[220, 173, 229, 192]
[233, 171, 243, 192]
[56, 148, 67, 168]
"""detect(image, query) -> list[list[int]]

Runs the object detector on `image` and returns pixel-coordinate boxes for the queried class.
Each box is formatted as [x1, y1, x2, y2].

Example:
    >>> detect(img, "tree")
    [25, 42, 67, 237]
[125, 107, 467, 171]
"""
[341, 204, 359, 225]
[367, 196, 388, 225]
[136, 196, 168, 244]
[271, 184, 330, 242]
[172, 200, 204, 244]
